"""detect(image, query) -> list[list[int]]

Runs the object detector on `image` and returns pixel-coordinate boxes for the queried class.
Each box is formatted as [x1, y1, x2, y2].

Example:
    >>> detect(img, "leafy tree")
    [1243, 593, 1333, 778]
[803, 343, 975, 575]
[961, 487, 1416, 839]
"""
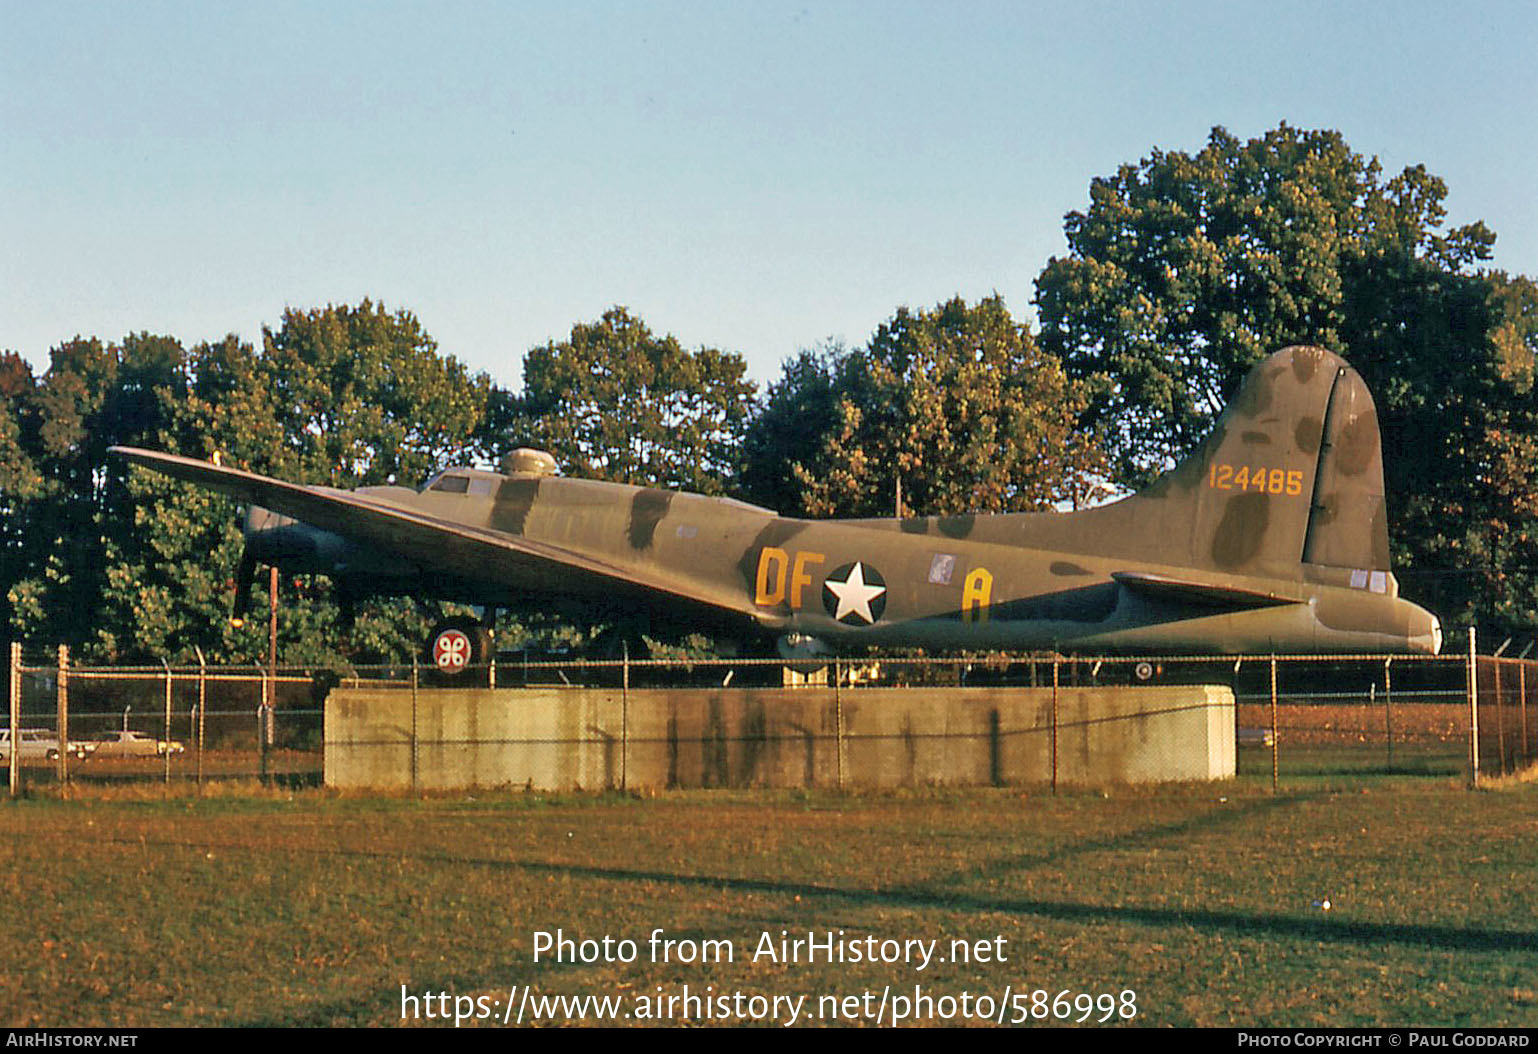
[182, 305, 499, 665]
[0, 353, 42, 638]
[1035, 123, 1538, 637]
[1037, 124, 1496, 483]
[744, 296, 1106, 518]
[7, 336, 159, 650]
[509, 307, 756, 494]
[738, 343, 849, 514]
[2, 332, 269, 661]
[4, 303, 506, 665]
[170, 334, 286, 466]
[1345, 262, 1538, 634]
[260, 300, 494, 485]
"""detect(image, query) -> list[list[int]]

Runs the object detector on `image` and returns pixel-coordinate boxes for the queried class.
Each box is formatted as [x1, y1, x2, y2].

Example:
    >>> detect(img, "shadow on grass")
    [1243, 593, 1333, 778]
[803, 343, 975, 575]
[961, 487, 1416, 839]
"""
[69, 787, 1528, 1025]
[98, 801, 1535, 1027]
[488, 857, 1538, 954]
[229, 844, 1535, 1025]
[936, 791, 1302, 889]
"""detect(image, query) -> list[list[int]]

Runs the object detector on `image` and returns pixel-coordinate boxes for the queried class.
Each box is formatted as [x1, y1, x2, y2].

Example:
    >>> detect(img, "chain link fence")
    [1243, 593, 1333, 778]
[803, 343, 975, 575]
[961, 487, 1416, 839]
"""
[5, 642, 1535, 793]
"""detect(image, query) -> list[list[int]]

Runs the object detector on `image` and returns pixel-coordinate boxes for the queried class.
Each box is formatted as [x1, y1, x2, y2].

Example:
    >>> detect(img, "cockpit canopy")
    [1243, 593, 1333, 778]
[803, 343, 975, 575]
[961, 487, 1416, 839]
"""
[421, 468, 504, 496]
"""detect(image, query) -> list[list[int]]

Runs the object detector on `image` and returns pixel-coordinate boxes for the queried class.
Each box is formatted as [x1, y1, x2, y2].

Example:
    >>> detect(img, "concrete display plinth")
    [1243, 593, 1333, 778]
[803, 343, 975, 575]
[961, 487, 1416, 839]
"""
[325, 684, 1235, 791]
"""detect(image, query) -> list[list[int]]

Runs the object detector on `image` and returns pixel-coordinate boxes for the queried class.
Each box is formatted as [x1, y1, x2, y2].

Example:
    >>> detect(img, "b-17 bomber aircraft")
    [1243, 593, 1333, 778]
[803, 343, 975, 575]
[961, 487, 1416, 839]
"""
[111, 345, 1442, 675]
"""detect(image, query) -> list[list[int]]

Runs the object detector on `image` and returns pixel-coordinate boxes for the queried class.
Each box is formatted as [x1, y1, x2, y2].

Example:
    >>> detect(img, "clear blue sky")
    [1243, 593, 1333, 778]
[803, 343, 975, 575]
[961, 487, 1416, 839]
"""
[4, 0, 1534, 389]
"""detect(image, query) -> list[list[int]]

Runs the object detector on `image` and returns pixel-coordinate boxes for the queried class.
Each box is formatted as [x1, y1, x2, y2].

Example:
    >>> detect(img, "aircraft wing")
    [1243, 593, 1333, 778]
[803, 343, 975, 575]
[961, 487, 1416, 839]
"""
[109, 447, 760, 626]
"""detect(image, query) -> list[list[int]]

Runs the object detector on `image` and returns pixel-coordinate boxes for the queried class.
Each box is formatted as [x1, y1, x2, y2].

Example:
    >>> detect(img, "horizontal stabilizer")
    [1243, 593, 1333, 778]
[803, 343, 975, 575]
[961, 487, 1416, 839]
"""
[1111, 571, 1301, 610]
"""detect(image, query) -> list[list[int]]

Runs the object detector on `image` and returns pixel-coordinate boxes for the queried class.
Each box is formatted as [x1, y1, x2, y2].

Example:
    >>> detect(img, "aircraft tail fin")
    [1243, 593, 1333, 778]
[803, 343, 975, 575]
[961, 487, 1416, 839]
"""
[1296, 361, 1391, 572]
[1073, 345, 1391, 578]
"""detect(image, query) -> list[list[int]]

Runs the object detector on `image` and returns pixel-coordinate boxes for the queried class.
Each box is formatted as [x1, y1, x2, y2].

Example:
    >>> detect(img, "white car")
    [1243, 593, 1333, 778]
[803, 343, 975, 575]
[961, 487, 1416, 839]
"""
[88, 730, 185, 758]
[0, 727, 81, 763]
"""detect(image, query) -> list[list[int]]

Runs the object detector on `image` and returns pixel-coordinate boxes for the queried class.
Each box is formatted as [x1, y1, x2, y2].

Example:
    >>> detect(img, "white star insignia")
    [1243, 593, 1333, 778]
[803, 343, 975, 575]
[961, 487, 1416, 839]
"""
[824, 562, 887, 624]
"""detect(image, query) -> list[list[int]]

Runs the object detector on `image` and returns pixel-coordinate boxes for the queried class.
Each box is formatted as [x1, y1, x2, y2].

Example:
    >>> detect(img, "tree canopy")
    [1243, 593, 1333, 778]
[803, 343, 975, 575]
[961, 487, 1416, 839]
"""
[259, 301, 496, 484]
[507, 306, 756, 494]
[2, 304, 499, 664]
[1035, 123, 1538, 636]
[741, 296, 1106, 518]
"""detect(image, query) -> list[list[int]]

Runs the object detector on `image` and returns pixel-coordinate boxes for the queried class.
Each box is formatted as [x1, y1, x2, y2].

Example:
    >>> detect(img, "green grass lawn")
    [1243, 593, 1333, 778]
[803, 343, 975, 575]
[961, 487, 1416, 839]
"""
[3, 778, 1535, 1027]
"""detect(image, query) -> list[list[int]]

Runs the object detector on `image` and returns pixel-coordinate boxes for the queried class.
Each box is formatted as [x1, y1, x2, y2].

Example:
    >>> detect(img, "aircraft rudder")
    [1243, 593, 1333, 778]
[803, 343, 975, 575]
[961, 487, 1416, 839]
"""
[1125, 345, 1351, 574]
[1299, 361, 1391, 572]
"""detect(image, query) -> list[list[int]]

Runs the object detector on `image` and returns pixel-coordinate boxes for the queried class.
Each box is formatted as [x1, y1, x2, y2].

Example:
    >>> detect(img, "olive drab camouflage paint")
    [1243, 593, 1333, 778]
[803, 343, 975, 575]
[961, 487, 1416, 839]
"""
[111, 346, 1442, 668]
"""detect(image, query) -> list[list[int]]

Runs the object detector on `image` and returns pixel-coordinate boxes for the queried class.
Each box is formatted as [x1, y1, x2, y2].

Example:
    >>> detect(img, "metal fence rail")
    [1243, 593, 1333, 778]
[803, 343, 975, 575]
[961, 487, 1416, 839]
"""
[5, 641, 1536, 794]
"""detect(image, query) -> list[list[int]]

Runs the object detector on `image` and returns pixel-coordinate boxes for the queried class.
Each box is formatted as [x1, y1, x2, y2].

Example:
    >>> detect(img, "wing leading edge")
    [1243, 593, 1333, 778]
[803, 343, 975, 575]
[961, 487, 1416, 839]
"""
[109, 446, 760, 626]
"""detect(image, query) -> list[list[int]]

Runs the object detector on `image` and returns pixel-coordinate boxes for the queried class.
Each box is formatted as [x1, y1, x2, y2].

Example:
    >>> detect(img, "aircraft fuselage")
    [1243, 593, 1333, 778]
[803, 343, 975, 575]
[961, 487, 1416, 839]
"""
[247, 468, 1441, 655]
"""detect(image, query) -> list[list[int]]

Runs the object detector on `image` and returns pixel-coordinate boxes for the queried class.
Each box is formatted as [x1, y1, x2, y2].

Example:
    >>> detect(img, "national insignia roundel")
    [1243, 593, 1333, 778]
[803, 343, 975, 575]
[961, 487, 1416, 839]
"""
[822, 562, 887, 625]
[433, 629, 472, 670]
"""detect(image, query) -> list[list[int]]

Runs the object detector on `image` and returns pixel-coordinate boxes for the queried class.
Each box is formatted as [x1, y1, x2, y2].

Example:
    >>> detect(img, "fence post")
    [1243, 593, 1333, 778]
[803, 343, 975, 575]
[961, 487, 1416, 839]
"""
[9, 642, 21, 798]
[1521, 661, 1530, 768]
[258, 673, 269, 787]
[1232, 658, 1241, 777]
[620, 641, 629, 793]
[195, 647, 206, 790]
[410, 655, 420, 794]
[1468, 628, 1480, 789]
[161, 659, 173, 785]
[56, 645, 69, 786]
[1384, 657, 1393, 771]
[1269, 655, 1279, 794]
[1494, 659, 1507, 776]
[834, 656, 844, 791]
[1051, 655, 1059, 794]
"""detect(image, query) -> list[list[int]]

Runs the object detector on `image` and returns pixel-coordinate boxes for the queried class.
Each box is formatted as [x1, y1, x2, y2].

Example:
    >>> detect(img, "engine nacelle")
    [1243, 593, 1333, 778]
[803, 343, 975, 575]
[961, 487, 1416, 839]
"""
[243, 506, 357, 576]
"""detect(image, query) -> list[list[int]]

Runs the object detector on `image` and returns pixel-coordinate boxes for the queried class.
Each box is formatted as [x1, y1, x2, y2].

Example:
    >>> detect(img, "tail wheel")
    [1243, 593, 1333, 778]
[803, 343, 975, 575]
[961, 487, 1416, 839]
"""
[425, 617, 493, 683]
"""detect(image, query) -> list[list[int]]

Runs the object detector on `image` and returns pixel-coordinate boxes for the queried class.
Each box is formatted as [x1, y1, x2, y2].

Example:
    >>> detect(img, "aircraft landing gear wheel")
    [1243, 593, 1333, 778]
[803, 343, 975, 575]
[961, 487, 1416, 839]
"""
[425, 617, 493, 685]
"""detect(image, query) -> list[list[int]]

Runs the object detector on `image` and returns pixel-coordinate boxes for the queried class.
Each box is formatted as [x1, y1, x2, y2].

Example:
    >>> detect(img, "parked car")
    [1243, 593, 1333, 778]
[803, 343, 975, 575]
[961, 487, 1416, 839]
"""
[0, 727, 84, 763]
[87, 730, 186, 758]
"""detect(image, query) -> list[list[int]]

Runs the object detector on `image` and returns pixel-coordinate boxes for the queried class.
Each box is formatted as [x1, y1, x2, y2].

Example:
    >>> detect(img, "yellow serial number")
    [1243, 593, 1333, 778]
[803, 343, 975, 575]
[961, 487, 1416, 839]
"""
[1208, 464, 1304, 495]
